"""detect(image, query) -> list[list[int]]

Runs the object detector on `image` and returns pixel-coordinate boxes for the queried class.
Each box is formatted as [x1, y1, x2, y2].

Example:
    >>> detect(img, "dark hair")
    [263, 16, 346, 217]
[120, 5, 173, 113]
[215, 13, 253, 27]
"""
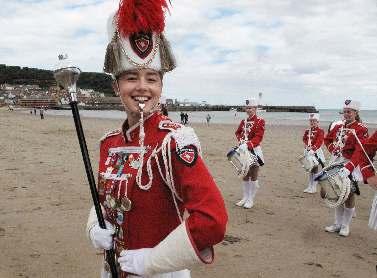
[355, 112, 362, 123]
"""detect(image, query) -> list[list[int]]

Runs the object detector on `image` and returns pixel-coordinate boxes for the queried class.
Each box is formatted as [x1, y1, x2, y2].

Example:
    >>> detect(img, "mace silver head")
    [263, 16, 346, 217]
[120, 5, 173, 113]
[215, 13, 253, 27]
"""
[53, 54, 81, 102]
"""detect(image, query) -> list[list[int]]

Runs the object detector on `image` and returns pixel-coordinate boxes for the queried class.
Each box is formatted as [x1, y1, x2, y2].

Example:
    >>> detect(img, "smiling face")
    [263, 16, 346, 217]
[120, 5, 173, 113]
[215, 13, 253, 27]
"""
[245, 106, 257, 117]
[309, 119, 318, 128]
[114, 68, 162, 125]
[342, 108, 357, 123]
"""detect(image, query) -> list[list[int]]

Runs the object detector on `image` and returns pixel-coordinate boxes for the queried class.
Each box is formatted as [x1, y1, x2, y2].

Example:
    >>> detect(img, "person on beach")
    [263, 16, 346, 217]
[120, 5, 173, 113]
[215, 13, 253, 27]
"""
[323, 99, 368, 237]
[302, 113, 325, 193]
[39, 108, 44, 120]
[234, 98, 265, 209]
[159, 96, 168, 116]
[205, 114, 211, 126]
[339, 130, 377, 230]
[86, 2, 227, 277]
[342, 133, 377, 190]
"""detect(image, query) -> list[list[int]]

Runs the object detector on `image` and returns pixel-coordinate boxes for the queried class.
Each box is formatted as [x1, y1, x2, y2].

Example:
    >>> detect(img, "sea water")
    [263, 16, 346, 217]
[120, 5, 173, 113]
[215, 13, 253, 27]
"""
[42, 109, 377, 126]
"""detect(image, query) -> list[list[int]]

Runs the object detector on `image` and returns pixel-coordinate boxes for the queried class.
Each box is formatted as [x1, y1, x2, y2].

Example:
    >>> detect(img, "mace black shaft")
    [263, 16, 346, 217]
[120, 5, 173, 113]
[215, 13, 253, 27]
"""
[69, 101, 118, 278]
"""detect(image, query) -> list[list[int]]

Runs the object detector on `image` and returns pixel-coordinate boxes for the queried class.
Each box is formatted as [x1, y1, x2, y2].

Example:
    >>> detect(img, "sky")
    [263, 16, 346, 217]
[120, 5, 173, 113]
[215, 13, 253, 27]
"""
[1, 0, 377, 109]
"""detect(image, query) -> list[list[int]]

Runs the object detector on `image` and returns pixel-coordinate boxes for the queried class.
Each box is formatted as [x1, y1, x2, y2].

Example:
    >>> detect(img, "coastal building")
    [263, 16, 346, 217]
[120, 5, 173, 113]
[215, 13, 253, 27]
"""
[18, 98, 58, 108]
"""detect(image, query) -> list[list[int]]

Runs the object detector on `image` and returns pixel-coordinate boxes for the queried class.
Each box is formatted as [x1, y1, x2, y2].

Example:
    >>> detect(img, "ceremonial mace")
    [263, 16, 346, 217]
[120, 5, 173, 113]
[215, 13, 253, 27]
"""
[54, 55, 118, 278]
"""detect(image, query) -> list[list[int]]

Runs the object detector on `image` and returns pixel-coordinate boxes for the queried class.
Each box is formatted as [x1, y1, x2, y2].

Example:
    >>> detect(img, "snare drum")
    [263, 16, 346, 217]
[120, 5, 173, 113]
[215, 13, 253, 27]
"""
[315, 164, 351, 208]
[227, 145, 258, 177]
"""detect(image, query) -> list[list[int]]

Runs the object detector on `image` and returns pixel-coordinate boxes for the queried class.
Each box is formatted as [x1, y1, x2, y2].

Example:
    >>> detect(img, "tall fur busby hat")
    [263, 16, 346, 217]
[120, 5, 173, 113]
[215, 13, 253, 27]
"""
[343, 99, 360, 111]
[104, 0, 176, 77]
[245, 98, 258, 107]
[309, 113, 320, 121]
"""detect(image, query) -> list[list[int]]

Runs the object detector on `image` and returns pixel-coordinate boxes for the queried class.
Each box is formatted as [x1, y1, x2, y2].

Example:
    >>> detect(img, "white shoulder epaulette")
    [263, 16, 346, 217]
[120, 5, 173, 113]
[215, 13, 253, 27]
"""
[171, 126, 202, 155]
[99, 129, 121, 143]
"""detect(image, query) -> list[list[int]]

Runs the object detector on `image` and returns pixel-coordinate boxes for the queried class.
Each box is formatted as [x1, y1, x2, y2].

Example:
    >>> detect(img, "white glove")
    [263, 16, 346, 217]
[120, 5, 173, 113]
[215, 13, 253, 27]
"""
[338, 167, 351, 179]
[238, 143, 248, 152]
[118, 248, 152, 275]
[89, 220, 115, 250]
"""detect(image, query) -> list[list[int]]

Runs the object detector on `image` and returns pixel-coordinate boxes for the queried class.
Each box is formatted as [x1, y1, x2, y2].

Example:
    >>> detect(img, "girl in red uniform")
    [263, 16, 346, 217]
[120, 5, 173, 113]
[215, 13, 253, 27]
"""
[323, 99, 368, 237]
[86, 2, 228, 277]
[341, 131, 377, 230]
[343, 132, 377, 189]
[234, 98, 265, 209]
[302, 113, 325, 193]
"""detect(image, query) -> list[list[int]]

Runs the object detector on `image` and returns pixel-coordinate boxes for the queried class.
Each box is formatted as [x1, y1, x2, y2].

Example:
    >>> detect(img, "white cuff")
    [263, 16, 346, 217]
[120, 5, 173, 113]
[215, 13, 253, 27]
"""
[144, 221, 213, 276]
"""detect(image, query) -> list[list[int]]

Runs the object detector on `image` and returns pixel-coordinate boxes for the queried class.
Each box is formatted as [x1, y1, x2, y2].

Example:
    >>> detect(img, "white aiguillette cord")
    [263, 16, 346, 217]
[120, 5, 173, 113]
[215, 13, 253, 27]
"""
[134, 100, 183, 221]
[328, 121, 346, 165]
[134, 99, 167, 191]
[308, 127, 312, 150]
[135, 100, 153, 190]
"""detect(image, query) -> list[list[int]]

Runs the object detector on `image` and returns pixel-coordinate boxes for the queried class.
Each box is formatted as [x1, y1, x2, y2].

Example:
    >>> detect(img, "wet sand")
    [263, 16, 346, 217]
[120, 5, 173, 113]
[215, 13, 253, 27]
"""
[1, 108, 377, 278]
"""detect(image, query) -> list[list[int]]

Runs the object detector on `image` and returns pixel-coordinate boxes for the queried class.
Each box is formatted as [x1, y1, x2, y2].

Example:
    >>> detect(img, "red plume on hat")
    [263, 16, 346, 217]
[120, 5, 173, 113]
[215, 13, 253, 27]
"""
[116, 0, 169, 36]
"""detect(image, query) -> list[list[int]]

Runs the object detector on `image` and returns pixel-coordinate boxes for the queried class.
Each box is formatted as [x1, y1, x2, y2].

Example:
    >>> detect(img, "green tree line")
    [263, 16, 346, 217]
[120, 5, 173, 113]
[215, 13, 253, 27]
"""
[0, 64, 114, 96]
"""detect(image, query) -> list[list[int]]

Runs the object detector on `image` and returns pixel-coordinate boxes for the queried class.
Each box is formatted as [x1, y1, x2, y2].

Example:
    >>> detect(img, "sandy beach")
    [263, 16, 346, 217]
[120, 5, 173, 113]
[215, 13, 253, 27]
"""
[1, 107, 377, 278]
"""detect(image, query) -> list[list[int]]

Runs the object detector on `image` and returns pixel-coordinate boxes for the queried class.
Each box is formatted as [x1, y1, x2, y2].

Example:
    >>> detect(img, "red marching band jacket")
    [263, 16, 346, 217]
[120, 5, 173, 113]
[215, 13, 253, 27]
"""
[324, 120, 368, 160]
[345, 130, 377, 182]
[235, 114, 265, 149]
[97, 112, 227, 270]
[303, 127, 324, 151]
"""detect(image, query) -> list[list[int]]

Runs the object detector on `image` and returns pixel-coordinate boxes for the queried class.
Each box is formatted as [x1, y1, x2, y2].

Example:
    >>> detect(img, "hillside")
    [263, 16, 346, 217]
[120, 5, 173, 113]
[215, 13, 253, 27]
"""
[0, 64, 114, 96]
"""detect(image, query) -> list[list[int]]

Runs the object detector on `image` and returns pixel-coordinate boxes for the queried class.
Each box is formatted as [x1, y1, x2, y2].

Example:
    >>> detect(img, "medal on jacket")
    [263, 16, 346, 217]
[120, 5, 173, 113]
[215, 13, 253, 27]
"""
[120, 196, 132, 212]
[116, 209, 124, 225]
[106, 194, 117, 209]
[117, 179, 132, 212]
[114, 156, 123, 170]
[98, 175, 106, 195]
[116, 164, 125, 177]
[130, 159, 141, 169]
[128, 153, 140, 169]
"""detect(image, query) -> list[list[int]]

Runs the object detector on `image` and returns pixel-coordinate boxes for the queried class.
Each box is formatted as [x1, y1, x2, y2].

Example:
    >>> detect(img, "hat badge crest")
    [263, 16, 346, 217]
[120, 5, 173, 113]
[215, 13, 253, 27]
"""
[130, 32, 153, 59]
[344, 99, 351, 105]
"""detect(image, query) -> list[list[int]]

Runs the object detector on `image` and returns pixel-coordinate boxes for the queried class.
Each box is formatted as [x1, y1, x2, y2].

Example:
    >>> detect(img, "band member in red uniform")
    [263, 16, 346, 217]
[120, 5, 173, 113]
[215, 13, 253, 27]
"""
[302, 113, 325, 193]
[341, 131, 377, 230]
[323, 99, 368, 237]
[234, 98, 265, 209]
[86, 2, 228, 277]
[343, 132, 377, 189]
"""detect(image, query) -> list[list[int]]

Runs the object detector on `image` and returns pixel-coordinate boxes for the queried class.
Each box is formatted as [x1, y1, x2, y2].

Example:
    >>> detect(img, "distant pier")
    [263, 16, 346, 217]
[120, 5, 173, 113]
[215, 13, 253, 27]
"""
[167, 105, 318, 113]
[262, 105, 318, 113]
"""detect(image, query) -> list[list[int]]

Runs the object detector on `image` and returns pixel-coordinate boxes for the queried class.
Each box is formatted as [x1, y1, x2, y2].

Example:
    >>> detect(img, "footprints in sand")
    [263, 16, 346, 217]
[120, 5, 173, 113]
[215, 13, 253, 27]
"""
[352, 253, 365, 261]
[221, 234, 242, 246]
[304, 262, 323, 268]
[29, 253, 41, 259]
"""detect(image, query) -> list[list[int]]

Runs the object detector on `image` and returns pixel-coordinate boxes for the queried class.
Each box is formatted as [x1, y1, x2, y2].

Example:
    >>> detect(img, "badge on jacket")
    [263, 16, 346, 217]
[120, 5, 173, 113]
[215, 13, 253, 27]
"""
[176, 144, 198, 166]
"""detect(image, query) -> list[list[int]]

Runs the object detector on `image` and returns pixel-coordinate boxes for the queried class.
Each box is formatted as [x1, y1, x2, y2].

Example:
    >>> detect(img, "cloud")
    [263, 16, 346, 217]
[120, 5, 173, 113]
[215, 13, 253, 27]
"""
[1, 0, 377, 108]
